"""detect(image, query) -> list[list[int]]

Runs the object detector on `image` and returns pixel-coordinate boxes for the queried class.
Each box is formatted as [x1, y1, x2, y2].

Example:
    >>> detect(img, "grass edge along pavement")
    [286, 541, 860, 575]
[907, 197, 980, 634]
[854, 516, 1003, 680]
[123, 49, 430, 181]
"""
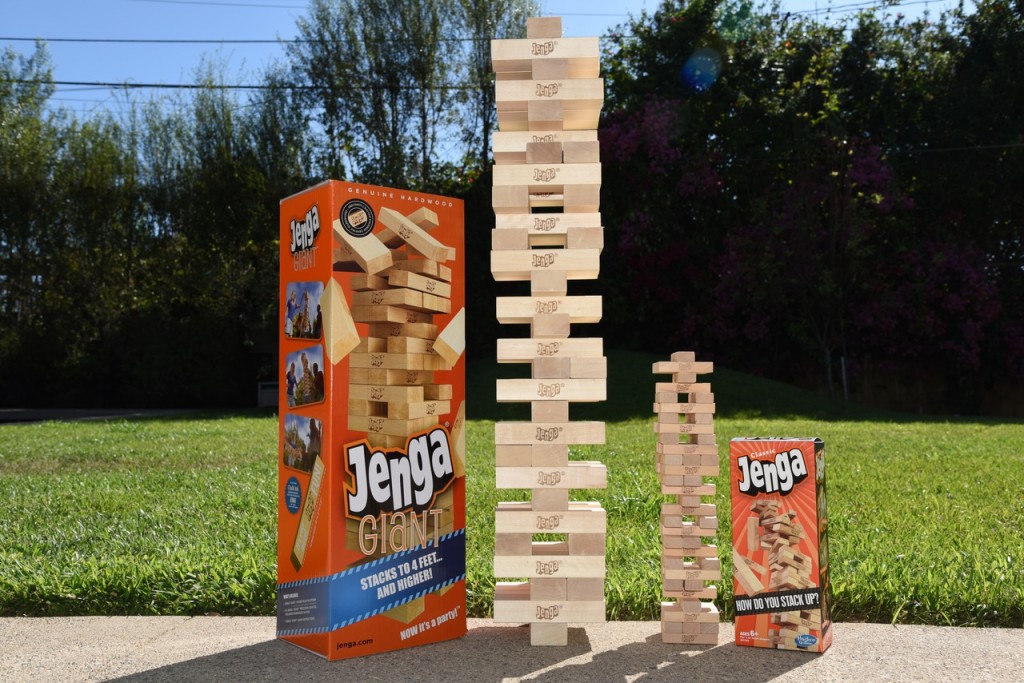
[1, 350, 1022, 627]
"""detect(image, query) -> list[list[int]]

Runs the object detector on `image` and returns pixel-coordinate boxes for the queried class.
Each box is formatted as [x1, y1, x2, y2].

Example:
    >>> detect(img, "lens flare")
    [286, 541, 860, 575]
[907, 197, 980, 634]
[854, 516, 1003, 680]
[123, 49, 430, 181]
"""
[681, 48, 723, 92]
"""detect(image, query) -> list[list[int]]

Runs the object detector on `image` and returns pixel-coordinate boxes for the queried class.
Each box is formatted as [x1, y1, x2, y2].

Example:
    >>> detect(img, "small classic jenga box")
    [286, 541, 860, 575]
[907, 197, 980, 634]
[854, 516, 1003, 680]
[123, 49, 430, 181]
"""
[730, 438, 832, 653]
[276, 181, 467, 660]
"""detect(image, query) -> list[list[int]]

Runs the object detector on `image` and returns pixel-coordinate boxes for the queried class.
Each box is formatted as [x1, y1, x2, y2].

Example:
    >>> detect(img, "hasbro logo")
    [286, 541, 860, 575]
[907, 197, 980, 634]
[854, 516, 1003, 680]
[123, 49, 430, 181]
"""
[795, 634, 818, 648]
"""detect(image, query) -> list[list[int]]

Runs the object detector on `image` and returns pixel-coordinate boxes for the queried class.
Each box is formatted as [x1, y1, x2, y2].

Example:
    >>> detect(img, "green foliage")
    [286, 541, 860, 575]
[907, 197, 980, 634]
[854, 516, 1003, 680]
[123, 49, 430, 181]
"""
[599, 0, 1024, 412]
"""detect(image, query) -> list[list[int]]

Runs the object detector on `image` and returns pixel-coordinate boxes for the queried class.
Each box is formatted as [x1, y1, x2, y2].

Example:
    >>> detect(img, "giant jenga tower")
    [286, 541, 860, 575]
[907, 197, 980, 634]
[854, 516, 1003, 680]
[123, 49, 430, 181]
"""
[489, 16, 608, 646]
[652, 352, 721, 645]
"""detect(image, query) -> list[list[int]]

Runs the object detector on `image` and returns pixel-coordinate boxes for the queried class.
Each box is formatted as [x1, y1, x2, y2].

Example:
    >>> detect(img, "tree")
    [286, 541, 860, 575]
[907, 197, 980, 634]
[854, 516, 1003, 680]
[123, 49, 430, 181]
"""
[287, 0, 463, 188]
[456, 0, 536, 171]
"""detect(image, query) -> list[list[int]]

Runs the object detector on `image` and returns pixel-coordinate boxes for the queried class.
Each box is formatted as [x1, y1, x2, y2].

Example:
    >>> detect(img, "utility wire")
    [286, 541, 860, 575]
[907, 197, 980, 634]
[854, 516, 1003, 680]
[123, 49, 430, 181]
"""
[2, 78, 479, 91]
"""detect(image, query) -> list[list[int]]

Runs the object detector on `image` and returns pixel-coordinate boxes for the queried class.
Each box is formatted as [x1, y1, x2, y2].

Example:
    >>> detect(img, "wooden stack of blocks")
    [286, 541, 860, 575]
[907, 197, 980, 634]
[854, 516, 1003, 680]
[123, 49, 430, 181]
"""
[652, 352, 721, 645]
[489, 16, 608, 647]
[333, 206, 467, 569]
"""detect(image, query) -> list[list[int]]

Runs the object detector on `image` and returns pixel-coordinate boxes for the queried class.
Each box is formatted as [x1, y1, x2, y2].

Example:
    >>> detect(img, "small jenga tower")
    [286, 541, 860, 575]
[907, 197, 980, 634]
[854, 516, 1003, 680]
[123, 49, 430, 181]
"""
[490, 16, 608, 646]
[652, 352, 721, 645]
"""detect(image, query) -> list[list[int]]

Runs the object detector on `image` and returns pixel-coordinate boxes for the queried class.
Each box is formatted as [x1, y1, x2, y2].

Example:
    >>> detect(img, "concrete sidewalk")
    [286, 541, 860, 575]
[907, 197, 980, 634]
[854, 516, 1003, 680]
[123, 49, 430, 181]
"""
[1, 618, 1021, 682]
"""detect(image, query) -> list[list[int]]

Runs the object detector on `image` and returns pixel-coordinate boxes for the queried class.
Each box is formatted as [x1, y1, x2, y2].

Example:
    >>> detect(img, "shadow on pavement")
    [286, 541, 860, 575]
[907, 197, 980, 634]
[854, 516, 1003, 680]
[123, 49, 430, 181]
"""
[107, 627, 809, 683]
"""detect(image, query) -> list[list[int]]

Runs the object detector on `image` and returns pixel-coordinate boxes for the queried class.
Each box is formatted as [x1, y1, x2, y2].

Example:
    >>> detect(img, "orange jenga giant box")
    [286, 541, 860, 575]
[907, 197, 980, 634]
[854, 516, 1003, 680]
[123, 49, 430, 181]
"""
[277, 181, 466, 660]
[730, 438, 832, 653]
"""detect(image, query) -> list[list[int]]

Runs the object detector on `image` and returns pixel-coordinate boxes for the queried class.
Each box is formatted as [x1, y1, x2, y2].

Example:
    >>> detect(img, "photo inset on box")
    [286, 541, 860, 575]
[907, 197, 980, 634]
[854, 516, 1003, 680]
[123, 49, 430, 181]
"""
[284, 344, 326, 407]
[283, 413, 322, 473]
[284, 281, 324, 340]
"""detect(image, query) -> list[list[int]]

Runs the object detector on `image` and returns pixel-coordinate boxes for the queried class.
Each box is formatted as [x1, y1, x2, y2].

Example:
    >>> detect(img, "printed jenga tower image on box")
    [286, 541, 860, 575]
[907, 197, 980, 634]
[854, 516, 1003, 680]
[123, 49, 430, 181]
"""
[652, 352, 721, 645]
[489, 16, 608, 647]
[730, 438, 833, 653]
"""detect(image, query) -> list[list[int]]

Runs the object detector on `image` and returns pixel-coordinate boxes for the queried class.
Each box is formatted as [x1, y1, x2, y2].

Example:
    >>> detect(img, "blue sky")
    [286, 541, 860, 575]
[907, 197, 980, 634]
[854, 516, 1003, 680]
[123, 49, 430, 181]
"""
[3, 0, 960, 118]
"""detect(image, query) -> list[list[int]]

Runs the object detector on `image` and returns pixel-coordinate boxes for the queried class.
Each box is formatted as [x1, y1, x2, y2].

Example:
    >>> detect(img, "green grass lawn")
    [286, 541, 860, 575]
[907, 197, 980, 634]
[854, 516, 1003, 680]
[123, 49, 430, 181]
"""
[2, 349, 1022, 626]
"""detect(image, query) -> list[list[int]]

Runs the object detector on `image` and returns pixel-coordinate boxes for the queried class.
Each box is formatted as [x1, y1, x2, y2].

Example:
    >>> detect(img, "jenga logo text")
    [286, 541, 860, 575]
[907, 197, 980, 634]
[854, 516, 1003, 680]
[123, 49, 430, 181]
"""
[536, 514, 562, 530]
[533, 253, 557, 268]
[531, 41, 556, 56]
[537, 382, 563, 398]
[370, 353, 384, 367]
[533, 167, 559, 182]
[536, 560, 561, 575]
[370, 387, 384, 401]
[534, 217, 558, 231]
[536, 605, 561, 620]
[535, 299, 560, 314]
[532, 134, 556, 143]
[536, 83, 560, 97]
[289, 204, 320, 254]
[346, 427, 455, 517]
[737, 448, 808, 496]
[537, 470, 564, 485]
[535, 427, 563, 442]
[537, 342, 561, 356]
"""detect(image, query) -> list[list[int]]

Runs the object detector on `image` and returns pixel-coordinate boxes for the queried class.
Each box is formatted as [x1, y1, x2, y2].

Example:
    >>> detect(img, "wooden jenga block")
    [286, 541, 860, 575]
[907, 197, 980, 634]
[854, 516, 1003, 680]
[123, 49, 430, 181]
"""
[531, 270, 569, 296]
[526, 100, 564, 131]
[494, 551, 605, 579]
[491, 248, 601, 281]
[494, 501, 606, 534]
[526, 141, 563, 164]
[494, 422, 605, 446]
[491, 227, 529, 251]
[351, 305, 432, 325]
[532, 356, 571, 379]
[386, 269, 452, 298]
[433, 308, 465, 368]
[406, 207, 438, 232]
[562, 140, 600, 163]
[531, 577, 568, 600]
[496, 444, 533, 467]
[492, 162, 602, 193]
[531, 488, 569, 511]
[387, 258, 452, 282]
[493, 36, 601, 74]
[497, 337, 603, 363]
[492, 130, 598, 164]
[531, 623, 568, 647]
[331, 219, 393, 274]
[496, 295, 602, 324]
[566, 226, 604, 250]
[527, 16, 561, 39]
[562, 184, 601, 212]
[377, 207, 455, 262]
[492, 185, 530, 213]
[496, 378, 606, 403]
[531, 312, 571, 339]
[349, 273, 390, 291]
[569, 356, 606, 379]
[323, 278, 360, 364]
[494, 532, 532, 556]
[496, 462, 607, 489]
[531, 401, 569, 424]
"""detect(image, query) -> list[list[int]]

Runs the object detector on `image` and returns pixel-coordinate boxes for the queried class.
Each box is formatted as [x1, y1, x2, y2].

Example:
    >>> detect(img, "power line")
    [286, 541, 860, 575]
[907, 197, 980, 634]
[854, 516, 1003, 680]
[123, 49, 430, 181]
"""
[2, 78, 478, 91]
[1, 36, 290, 44]
[129, 0, 304, 8]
